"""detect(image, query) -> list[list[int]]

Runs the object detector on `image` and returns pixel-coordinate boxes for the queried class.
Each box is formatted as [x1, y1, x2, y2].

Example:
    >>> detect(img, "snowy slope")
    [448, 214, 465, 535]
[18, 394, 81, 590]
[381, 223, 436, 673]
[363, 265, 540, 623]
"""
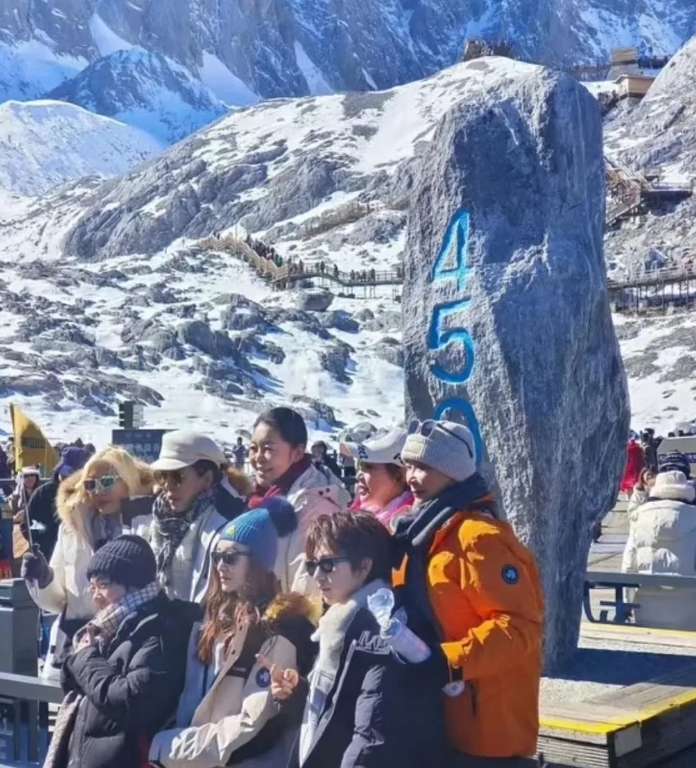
[0, 54, 692, 445]
[1, 0, 696, 114]
[47, 50, 236, 144]
[0, 100, 164, 197]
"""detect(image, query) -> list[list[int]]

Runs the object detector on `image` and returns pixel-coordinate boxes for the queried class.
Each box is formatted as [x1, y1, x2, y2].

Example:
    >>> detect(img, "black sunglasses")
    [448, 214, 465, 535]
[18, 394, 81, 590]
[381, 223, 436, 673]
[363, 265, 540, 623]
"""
[154, 470, 185, 488]
[407, 419, 473, 459]
[305, 557, 351, 577]
[212, 550, 251, 567]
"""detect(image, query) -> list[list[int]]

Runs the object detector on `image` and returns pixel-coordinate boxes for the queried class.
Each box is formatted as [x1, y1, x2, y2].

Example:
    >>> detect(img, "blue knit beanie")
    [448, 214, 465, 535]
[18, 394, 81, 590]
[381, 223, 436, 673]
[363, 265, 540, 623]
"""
[218, 498, 297, 571]
[659, 451, 691, 479]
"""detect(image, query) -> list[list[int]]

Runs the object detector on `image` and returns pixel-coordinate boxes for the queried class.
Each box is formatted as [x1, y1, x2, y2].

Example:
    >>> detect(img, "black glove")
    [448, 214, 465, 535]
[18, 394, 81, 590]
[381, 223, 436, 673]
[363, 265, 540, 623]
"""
[21, 545, 53, 589]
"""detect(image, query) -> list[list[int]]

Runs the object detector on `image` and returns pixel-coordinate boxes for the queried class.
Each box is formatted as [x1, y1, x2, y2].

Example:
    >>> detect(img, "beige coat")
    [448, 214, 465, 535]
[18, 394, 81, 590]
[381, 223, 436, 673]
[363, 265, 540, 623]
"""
[150, 595, 315, 768]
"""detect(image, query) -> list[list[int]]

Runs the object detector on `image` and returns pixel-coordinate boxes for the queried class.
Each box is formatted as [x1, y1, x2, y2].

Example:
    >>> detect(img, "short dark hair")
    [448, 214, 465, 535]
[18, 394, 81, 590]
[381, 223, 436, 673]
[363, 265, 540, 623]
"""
[193, 459, 222, 483]
[306, 512, 393, 583]
[254, 407, 308, 448]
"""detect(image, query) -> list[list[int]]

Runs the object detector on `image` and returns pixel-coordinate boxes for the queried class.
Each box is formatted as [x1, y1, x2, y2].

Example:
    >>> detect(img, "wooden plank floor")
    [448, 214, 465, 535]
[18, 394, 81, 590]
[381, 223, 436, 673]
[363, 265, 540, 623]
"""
[536, 499, 696, 767]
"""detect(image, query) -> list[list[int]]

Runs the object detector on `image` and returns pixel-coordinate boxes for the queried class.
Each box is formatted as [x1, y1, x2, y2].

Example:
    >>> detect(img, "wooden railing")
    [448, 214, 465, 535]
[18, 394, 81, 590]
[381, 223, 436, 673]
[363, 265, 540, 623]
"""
[199, 236, 403, 288]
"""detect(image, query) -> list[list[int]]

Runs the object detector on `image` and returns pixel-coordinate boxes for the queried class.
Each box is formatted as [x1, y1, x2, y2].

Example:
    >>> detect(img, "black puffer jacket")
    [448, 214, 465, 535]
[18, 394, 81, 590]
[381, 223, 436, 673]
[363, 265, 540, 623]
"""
[291, 581, 447, 768]
[61, 594, 195, 768]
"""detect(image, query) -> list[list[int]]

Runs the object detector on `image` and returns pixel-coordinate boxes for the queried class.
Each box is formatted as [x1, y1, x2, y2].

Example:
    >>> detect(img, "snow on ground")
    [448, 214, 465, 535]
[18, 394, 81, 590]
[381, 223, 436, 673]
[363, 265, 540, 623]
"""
[198, 52, 259, 107]
[0, 39, 87, 102]
[89, 13, 137, 57]
[0, 100, 163, 196]
[294, 42, 333, 95]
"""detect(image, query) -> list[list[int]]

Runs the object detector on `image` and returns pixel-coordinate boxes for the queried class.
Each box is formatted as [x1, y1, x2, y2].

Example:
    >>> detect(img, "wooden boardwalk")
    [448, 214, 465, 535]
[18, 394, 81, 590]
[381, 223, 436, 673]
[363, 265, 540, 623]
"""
[536, 499, 696, 766]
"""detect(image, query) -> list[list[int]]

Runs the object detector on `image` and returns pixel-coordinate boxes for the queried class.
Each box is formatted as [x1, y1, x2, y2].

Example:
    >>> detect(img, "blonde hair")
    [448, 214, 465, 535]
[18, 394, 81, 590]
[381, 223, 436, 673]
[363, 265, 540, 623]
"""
[77, 446, 155, 506]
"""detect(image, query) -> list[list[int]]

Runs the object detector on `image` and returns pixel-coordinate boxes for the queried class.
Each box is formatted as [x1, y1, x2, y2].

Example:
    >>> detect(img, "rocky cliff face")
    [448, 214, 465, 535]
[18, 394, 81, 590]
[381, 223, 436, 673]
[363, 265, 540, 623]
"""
[1, 0, 696, 117]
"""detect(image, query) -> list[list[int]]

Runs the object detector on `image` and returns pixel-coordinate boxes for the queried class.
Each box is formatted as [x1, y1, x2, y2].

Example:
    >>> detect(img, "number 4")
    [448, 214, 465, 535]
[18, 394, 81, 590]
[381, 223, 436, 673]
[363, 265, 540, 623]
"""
[431, 210, 471, 292]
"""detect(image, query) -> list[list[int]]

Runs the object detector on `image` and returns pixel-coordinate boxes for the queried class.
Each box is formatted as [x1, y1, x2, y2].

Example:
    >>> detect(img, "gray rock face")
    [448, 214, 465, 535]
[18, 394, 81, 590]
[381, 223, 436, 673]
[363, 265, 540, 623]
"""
[403, 63, 629, 670]
[320, 343, 352, 383]
[296, 289, 334, 312]
[373, 337, 404, 367]
[320, 310, 359, 333]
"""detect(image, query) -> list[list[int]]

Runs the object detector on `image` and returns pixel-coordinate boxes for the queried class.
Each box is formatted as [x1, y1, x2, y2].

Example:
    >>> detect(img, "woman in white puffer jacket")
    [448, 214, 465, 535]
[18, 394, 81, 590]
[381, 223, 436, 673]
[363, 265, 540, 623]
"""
[621, 469, 696, 630]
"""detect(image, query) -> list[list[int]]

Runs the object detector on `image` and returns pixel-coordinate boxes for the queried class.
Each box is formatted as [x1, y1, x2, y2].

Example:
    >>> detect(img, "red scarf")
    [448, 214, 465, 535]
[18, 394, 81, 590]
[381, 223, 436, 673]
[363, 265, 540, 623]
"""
[248, 454, 313, 509]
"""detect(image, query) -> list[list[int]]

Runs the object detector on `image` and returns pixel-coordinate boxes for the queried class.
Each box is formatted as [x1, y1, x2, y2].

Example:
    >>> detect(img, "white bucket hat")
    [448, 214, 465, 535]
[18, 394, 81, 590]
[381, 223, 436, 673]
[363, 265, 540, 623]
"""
[151, 430, 226, 471]
[340, 428, 408, 467]
[649, 470, 696, 503]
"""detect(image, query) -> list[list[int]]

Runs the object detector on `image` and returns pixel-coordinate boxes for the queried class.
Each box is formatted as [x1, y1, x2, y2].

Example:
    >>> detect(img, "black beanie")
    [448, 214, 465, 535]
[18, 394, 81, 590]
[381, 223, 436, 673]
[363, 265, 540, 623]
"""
[86, 535, 157, 590]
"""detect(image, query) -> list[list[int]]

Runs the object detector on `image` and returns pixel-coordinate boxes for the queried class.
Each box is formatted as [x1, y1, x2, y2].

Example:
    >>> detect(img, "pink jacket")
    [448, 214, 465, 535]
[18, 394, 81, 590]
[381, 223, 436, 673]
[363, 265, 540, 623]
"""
[351, 491, 414, 528]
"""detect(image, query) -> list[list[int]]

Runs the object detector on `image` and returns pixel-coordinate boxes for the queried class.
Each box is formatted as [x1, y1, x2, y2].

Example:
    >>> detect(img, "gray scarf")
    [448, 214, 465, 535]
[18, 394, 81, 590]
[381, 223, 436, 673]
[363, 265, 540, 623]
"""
[151, 487, 216, 583]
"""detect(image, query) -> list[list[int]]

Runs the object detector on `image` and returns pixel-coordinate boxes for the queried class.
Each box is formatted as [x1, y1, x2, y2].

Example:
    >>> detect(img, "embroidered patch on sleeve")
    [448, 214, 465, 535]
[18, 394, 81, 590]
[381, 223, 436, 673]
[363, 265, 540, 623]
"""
[502, 565, 520, 585]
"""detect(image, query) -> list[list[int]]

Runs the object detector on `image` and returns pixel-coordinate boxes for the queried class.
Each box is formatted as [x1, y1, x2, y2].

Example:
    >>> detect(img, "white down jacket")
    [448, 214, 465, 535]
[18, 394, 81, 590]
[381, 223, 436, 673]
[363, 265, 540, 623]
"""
[621, 496, 696, 629]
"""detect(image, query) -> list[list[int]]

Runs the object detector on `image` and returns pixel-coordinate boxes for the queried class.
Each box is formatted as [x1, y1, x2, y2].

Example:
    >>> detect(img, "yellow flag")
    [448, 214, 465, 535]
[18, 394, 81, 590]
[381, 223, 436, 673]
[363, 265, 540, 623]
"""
[9, 404, 59, 474]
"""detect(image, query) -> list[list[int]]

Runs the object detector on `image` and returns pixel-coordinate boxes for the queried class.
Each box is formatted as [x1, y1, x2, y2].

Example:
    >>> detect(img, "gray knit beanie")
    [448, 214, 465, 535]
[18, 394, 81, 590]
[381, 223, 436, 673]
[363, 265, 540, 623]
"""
[401, 421, 476, 482]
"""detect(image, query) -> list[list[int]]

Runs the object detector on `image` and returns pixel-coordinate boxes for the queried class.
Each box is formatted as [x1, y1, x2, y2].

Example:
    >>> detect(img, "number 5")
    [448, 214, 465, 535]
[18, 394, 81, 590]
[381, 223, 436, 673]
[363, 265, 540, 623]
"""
[427, 298, 474, 384]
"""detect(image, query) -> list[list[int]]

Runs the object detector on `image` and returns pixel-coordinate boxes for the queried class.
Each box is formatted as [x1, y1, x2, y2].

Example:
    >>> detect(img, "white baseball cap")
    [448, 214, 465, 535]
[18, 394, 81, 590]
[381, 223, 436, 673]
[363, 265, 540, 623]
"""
[151, 431, 226, 471]
[340, 428, 408, 467]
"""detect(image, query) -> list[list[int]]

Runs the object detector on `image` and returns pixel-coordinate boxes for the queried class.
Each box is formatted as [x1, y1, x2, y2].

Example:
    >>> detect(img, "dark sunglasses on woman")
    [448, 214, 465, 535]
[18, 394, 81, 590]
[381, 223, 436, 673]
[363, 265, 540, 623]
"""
[153, 470, 185, 488]
[83, 475, 117, 493]
[211, 550, 252, 567]
[305, 557, 351, 577]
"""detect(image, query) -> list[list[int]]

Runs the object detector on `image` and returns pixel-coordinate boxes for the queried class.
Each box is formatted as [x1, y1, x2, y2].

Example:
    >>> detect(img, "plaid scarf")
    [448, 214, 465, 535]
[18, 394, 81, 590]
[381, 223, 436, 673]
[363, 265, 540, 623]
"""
[73, 581, 160, 653]
[151, 487, 216, 582]
[45, 582, 160, 768]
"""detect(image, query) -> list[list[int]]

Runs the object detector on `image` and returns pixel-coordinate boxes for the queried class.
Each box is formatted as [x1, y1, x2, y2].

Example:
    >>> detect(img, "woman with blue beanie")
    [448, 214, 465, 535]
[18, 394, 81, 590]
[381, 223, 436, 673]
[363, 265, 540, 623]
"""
[149, 498, 317, 768]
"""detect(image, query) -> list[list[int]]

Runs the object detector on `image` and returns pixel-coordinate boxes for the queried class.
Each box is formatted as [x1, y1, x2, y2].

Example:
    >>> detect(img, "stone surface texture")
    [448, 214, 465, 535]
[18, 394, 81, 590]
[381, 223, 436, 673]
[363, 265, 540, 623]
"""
[403, 60, 630, 669]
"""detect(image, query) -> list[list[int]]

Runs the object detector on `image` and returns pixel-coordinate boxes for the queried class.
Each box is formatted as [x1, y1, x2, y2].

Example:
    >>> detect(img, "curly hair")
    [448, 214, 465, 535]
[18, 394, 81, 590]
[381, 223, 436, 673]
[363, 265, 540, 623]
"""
[76, 446, 155, 507]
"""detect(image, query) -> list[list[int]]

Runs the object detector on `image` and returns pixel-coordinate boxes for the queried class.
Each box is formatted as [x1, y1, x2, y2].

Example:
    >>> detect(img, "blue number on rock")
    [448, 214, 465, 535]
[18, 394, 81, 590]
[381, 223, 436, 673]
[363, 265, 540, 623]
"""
[427, 298, 474, 384]
[435, 397, 483, 469]
[431, 209, 471, 291]
[428, 208, 483, 466]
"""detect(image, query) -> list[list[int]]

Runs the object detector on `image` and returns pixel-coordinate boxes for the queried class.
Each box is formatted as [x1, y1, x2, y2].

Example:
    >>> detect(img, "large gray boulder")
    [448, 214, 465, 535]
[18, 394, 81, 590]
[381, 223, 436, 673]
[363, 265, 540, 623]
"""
[403, 61, 629, 670]
[296, 289, 334, 312]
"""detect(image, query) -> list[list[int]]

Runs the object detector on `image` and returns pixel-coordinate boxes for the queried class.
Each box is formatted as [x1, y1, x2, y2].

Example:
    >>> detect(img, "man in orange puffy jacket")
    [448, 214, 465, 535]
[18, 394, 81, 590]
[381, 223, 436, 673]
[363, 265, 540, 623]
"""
[393, 420, 544, 762]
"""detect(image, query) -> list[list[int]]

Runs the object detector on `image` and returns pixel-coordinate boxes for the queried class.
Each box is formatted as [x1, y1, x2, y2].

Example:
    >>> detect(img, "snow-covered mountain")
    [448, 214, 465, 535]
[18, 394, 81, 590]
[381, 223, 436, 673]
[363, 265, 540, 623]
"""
[1, 1, 696, 145]
[46, 50, 234, 144]
[0, 99, 163, 197]
[0, 52, 693, 444]
[604, 32, 696, 275]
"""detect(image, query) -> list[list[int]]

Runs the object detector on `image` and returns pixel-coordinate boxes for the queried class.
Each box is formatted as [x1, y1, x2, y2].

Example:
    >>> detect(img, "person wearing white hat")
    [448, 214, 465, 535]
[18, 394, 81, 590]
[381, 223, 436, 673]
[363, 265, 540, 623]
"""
[147, 431, 249, 603]
[340, 428, 413, 528]
[621, 469, 696, 630]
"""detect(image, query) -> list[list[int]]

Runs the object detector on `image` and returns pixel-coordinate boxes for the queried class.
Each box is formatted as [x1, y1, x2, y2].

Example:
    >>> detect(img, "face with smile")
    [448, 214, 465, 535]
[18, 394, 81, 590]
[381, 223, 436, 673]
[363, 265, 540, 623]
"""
[83, 461, 129, 516]
[89, 577, 127, 611]
[213, 541, 252, 594]
[356, 461, 406, 508]
[249, 422, 305, 489]
[309, 545, 371, 606]
[404, 461, 454, 505]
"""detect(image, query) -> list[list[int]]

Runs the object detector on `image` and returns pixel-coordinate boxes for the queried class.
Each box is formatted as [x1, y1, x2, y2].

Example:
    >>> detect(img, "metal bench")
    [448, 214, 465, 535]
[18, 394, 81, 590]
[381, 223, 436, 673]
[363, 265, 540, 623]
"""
[584, 570, 696, 623]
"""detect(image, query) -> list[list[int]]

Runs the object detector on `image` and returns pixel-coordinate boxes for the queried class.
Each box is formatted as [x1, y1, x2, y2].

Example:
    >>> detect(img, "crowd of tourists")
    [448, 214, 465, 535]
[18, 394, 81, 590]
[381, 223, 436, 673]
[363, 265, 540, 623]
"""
[15, 407, 544, 768]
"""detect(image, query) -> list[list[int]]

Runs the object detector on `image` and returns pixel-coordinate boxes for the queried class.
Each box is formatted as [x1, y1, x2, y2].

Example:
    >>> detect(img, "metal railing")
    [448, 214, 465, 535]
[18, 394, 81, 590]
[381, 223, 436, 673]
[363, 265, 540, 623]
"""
[0, 673, 62, 765]
[608, 263, 696, 290]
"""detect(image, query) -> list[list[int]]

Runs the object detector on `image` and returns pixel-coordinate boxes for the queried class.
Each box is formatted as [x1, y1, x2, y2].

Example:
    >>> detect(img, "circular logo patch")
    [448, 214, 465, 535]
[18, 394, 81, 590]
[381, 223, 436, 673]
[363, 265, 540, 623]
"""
[502, 565, 519, 585]
[256, 668, 271, 688]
